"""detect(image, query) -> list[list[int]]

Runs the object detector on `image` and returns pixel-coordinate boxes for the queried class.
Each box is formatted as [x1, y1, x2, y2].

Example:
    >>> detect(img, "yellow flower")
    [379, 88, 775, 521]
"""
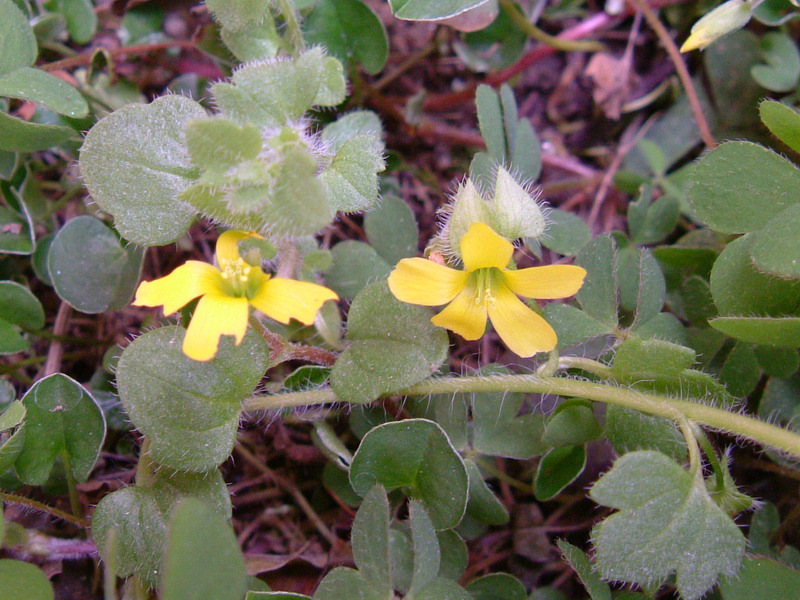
[388, 222, 586, 357]
[133, 230, 338, 361]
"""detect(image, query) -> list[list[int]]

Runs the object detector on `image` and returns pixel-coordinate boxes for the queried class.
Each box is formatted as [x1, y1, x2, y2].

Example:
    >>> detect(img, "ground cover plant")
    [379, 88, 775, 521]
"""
[1, 0, 800, 598]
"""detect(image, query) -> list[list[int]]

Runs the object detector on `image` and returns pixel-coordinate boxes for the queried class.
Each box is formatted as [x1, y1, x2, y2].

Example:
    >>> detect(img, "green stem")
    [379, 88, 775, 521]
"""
[0, 492, 89, 528]
[242, 374, 800, 459]
[499, 0, 605, 53]
[61, 453, 84, 522]
[274, 0, 305, 56]
[694, 424, 725, 491]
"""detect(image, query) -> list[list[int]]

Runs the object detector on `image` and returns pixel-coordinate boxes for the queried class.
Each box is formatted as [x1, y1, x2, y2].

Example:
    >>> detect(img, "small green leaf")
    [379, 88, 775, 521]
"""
[0, 67, 87, 117]
[413, 578, 472, 600]
[364, 195, 418, 265]
[542, 209, 591, 256]
[206, 0, 272, 31]
[213, 49, 345, 127]
[543, 401, 602, 448]
[351, 485, 392, 596]
[720, 557, 800, 600]
[557, 540, 612, 600]
[617, 247, 666, 328]
[0, 0, 37, 74]
[576, 235, 618, 328]
[48, 216, 144, 314]
[80, 95, 205, 246]
[0, 400, 26, 474]
[0, 187, 34, 254]
[760, 100, 800, 153]
[604, 405, 686, 461]
[542, 303, 611, 349]
[464, 459, 508, 526]
[460, 6, 527, 72]
[150, 467, 232, 520]
[320, 135, 385, 213]
[0, 111, 76, 152]
[325, 241, 391, 298]
[349, 419, 468, 529]
[15, 374, 105, 485]
[408, 499, 441, 597]
[55, 0, 96, 44]
[221, 19, 282, 62]
[0, 280, 44, 330]
[751, 32, 800, 92]
[0, 559, 54, 600]
[754, 346, 799, 378]
[711, 234, 800, 317]
[116, 326, 268, 471]
[589, 451, 746, 600]
[92, 486, 166, 583]
[751, 203, 800, 279]
[304, 0, 389, 75]
[322, 111, 383, 153]
[313, 567, 383, 600]
[534, 445, 586, 501]
[471, 365, 547, 459]
[710, 316, 800, 348]
[466, 573, 527, 600]
[720, 343, 761, 396]
[184, 117, 262, 171]
[389, 0, 490, 21]
[687, 142, 800, 234]
[331, 280, 448, 404]
[0, 319, 28, 354]
[160, 499, 247, 600]
[476, 84, 505, 163]
[612, 337, 696, 377]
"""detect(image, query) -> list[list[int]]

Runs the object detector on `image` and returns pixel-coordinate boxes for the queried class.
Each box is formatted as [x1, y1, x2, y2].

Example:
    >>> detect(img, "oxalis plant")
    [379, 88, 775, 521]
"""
[1, 0, 800, 599]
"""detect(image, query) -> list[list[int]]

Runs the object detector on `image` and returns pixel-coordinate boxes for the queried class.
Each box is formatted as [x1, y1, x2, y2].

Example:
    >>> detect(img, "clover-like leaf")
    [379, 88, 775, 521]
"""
[349, 419, 468, 529]
[15, 374, 106, 485]
[590, 451, 746, 600]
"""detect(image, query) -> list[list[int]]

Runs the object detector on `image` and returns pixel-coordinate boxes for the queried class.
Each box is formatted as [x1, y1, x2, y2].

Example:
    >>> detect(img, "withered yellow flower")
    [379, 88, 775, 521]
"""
[133, 231, 338, 361]
[388, 222, 586, 357]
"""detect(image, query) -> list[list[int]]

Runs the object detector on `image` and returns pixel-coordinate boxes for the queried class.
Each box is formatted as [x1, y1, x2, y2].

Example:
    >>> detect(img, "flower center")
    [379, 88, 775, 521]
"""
[471, 268, 502, 309]
[219, 257, 253, 297]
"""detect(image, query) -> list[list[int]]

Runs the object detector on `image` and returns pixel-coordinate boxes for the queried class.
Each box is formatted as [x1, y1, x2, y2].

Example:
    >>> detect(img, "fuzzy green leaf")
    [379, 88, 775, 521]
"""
[80, 95, 205, 246]
[687, 142, 800, 234]
[331, 280, 448, 404]
[590, 451, 746, 600]
[116, 326, 268, 471]
[320, 135, 385, 213]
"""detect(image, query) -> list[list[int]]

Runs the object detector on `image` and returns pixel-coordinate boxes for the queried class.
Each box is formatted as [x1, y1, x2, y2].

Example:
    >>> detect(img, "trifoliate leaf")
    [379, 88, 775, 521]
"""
[590, 451, 746, 600]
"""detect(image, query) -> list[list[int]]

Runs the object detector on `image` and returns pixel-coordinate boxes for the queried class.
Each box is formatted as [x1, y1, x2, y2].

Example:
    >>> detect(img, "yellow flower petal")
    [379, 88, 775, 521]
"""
[388, 258, 469, 306]
[133, 261, 223, 315]
[431, 285, 487, 340]
[250, 277, 338, 325]
[503, 265, 587, 300]
[215, 230, 262, 263]
[487, 284, 557, 357]
[460, 222, 514, 271]
[182, 293, 250, 361]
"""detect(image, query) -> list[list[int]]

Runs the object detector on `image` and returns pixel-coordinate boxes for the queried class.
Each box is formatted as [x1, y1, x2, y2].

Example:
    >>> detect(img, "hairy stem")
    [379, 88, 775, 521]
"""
[242, 375, 800, 458]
